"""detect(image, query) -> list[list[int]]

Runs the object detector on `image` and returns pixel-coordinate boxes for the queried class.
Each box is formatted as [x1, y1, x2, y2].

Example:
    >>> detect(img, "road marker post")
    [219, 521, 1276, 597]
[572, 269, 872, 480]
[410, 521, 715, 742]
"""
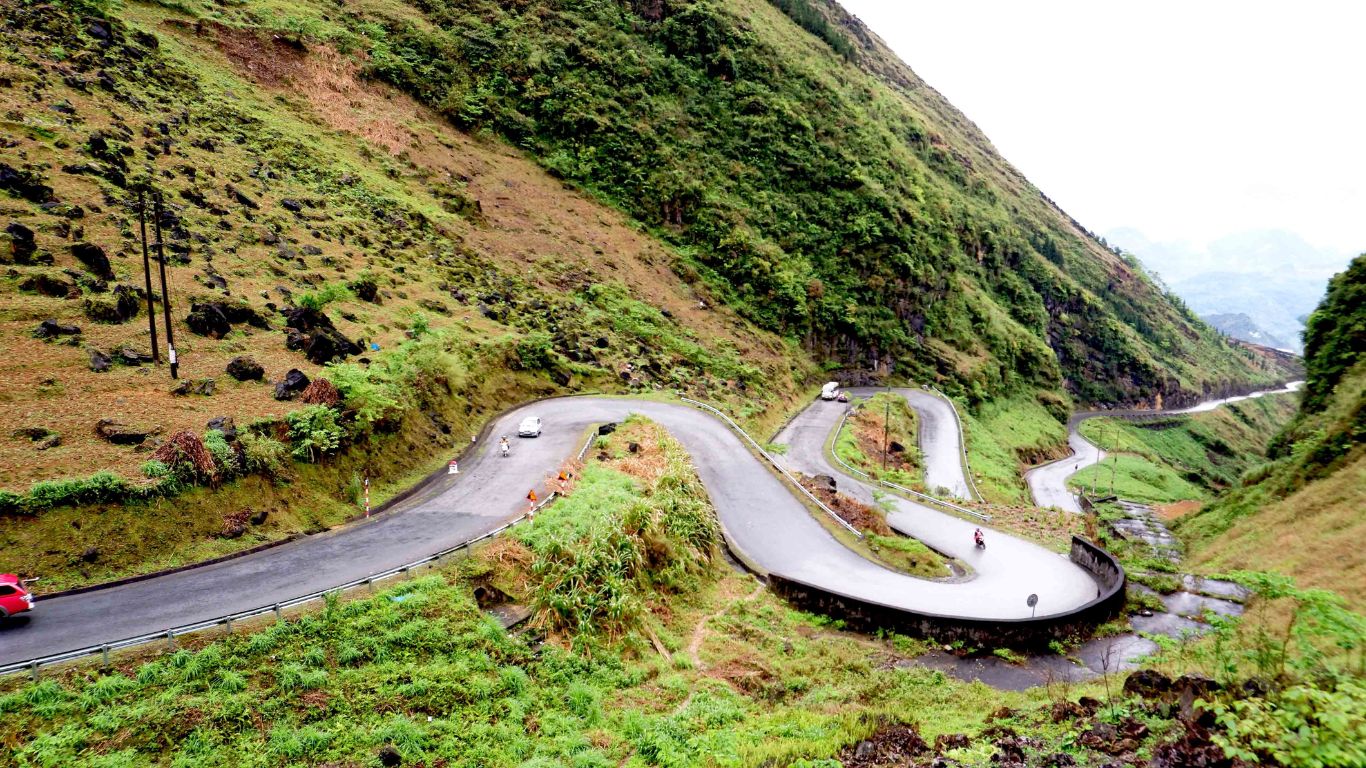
[363, 475, 370, 517]
[448, 460, 459, 475]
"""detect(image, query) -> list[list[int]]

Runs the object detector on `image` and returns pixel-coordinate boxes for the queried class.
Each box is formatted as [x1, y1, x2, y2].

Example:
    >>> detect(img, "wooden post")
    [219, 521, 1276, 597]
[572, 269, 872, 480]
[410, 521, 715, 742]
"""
[151, 191, 177, 379]
[137, 189, 160, 362]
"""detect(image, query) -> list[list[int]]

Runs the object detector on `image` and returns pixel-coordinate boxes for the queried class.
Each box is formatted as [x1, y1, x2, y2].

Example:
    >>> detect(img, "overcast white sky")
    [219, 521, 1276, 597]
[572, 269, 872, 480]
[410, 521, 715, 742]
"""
[836, 0, 1365, 256]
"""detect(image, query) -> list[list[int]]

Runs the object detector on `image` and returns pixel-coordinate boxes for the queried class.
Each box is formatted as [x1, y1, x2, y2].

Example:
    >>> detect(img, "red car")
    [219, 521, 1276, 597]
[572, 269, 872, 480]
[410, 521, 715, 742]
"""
[0, 574, 34, 618]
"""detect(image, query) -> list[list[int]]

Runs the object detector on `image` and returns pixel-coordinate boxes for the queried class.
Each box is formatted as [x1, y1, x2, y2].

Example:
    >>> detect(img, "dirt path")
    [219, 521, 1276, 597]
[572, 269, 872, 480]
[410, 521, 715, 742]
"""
[688, 580, 765, 671]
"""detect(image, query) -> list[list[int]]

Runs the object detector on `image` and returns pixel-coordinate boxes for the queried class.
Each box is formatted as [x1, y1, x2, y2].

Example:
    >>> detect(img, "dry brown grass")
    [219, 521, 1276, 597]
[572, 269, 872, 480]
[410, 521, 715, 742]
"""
[0, 14, 803, 493]
[1192, 454, 1366, 611]
[1156, 499, 1202, 521]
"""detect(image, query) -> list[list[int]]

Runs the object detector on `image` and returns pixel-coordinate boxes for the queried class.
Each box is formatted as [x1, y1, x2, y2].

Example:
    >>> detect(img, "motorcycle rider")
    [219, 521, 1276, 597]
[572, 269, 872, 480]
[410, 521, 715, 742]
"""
[973, 528, 985, 548]
[499, 435, 511, 457]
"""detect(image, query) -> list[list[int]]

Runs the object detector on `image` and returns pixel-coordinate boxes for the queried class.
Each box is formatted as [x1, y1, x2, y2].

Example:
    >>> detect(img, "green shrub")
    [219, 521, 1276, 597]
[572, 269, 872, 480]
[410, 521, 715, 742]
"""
[203, 430, 239, 478]
[516, 422, 719, 637]
[26, 472, 130, 510]
[294, 282, 353, 311]
[0, 489, 28, 516]
[514, 330, 554, 371]
[286, 406, 346, 463]
[240, 432, 289, 476]
[326, 361, 404, 432]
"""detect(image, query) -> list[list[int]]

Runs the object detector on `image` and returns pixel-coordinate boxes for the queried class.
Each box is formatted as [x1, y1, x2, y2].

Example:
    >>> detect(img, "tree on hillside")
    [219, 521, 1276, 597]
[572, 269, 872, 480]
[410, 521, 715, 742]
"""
[1301, 254, 1366, 412]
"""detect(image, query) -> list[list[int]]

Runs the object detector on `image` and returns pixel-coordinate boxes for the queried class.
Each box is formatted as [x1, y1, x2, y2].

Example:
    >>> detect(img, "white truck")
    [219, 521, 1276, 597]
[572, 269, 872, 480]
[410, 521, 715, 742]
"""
[820, 381, 840, 401]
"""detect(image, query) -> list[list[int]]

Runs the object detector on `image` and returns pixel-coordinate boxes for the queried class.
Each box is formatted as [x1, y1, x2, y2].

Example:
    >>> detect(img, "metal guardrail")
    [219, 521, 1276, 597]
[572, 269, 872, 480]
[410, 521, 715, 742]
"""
[679, 397, 864, 539]
[924, 385, 985, 503]
[832, 408, 991, 523]
[1, 431, 600, 680]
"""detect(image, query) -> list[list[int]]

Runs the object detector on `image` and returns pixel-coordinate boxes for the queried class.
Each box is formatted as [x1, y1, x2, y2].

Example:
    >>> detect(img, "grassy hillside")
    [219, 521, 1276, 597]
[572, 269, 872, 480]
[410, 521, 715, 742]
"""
[348, 0, 1286, 407]
[0, 0, 815, 586]
[0, 0, 1293, 589]
[5, 426, 1362, 767]
[1069, 393, 1300, 506]
[6, 0, 1286, 411]
[1179, 255, 1366, 608]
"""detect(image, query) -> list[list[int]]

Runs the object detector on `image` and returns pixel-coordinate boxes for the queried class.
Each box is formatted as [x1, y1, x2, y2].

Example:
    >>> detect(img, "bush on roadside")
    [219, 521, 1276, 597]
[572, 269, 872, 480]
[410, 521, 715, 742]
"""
[240, 432, 290, 477]
[286, 406, 345, 463]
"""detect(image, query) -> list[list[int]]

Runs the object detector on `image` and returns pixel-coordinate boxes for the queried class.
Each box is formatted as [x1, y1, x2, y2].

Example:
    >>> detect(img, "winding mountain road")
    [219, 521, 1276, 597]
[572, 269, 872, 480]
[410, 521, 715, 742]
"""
[2, 395, 1107, 667]
[1025, 382, 1305, 513]
[773, 391, 1099, 616]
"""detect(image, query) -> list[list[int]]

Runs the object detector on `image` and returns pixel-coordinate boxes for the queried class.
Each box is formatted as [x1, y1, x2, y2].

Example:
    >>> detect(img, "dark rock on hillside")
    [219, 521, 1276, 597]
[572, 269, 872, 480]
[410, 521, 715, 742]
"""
[418, 298, 448, 315]
[95, 418, 158, 445]
[934, 734, 970, 752]
[185, 301, 231, 337]
[225, 355, 264, 381]
[1123, 669, 1172, 699]
[0, 163, 55, 203]
[1173, 675, 1220, 722]
[71, 242, 113, 279]
[274, 368, 310, 400]
[301, 328, 360, 364]
[206, 416, 237, 442]
[116, 348, 154, 366]
[12, 426, 60, 450]
[377, 744, 402, 767]
[83, 285, 141, 323]
[85, 17, 112, 42]
[230, 187, 259, 209]
[811, 474, 837, 492]
[21, 274, 77, 298]
[282, 306, 359, 363]
[34, 319, 82, 339]
[88, 349, 112, 372]
[186, 300, 267, 338]
[349, 277, 378, 303]
[5, 222, 39, 263]
[281, 198, 302, 213]
[170, 378, 215, 397]
[202, 271, 228, 291]
[283, 306, 333, 333]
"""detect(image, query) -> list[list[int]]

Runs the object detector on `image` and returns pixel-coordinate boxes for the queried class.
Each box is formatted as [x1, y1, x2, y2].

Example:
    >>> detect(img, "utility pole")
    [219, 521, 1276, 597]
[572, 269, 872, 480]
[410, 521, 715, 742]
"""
[1091, 424, 1099, 496]
[137, 188, 159, 363]
[151, 190, 178, 379]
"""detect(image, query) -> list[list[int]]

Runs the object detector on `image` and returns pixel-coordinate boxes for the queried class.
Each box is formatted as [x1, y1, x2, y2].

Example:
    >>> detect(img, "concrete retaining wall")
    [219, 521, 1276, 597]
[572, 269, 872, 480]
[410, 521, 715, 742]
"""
[769, 535, 1126, 650]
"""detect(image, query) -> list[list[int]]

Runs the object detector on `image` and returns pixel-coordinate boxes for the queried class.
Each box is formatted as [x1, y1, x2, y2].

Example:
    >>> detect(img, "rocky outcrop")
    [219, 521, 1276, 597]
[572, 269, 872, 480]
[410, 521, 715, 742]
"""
[282, 306, 360, 364]
[95, 418, 160, 445]
[273, 368, 310, 400]
[225, 355, 264, 381]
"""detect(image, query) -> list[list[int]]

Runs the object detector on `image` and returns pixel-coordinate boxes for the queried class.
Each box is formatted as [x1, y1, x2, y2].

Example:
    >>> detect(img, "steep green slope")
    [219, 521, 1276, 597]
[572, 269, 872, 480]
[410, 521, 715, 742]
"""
[354, 0, 1286, 405]
[0, 0, 810, 586]
[50, 0, 1278, 408]
[1180, 255, 1366, 607]
[1070, 393, 1300, 505]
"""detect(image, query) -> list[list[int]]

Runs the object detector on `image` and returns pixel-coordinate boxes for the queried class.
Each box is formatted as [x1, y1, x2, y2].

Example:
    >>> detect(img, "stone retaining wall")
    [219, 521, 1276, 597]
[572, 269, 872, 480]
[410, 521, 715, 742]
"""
[768, 535, 1126, 650]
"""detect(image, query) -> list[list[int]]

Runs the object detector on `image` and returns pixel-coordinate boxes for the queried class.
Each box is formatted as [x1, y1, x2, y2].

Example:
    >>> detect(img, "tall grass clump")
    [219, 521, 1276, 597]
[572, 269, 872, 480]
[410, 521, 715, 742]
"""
[514, 422, 720, 638]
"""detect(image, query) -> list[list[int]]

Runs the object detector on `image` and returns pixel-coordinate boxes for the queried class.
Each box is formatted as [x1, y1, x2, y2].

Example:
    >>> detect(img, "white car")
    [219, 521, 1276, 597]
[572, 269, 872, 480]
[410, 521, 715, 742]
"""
[517, 416, 543, 437]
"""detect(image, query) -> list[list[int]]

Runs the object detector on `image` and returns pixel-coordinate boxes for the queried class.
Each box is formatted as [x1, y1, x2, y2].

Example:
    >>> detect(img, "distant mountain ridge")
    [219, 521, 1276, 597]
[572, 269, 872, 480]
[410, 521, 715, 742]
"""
[1107, 227, 1355, 353]
[1202, 313, 1291, 351]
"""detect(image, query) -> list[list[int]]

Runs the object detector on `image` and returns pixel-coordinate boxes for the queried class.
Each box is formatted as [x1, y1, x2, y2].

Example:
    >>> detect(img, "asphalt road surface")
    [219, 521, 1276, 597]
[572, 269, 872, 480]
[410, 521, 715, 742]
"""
[3, 396, 1100, 666]
[773, 395, 1099, 617]
[1025, 381, 1305, 513]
